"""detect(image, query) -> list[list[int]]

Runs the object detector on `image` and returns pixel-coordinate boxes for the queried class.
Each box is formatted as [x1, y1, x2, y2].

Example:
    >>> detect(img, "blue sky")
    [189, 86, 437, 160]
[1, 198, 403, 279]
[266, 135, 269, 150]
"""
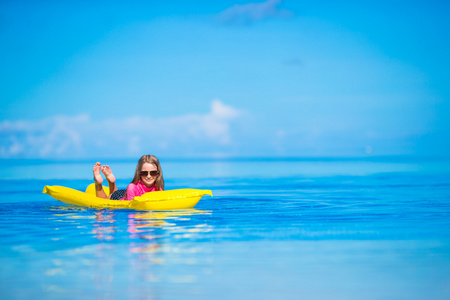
[1, 0, 449, 159]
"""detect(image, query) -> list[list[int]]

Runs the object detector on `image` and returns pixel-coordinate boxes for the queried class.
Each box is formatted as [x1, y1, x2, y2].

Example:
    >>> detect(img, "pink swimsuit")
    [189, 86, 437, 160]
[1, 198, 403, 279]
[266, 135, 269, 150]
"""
[122, 180, 162, 200]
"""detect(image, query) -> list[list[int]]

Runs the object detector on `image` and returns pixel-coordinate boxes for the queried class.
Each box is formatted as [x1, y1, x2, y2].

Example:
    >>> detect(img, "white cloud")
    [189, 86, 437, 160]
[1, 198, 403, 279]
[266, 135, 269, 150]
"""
[0, 100, 241, 158]
[0, 114, 87, 158]
[217, 0, 292, 25]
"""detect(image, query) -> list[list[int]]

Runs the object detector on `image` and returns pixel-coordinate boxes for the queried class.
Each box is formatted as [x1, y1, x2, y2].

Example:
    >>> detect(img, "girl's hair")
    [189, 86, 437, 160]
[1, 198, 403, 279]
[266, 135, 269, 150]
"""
[131, 155, 164, 190]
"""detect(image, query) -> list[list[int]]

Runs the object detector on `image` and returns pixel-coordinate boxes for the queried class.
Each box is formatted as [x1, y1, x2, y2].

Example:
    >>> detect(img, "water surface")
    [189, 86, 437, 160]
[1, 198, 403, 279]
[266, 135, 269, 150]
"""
[1, 157, 449, 299]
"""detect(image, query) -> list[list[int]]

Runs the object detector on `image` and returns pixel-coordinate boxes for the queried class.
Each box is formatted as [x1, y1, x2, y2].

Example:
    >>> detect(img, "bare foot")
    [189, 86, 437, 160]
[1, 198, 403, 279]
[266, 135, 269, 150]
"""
[101, 165, 116, 183]
[93, 162, 103, 184]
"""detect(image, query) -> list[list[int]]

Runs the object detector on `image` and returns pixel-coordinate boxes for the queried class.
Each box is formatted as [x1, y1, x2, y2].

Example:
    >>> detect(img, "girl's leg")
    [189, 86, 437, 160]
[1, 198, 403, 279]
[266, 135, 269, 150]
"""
[101, 165, 118, 199]
[93, 162, 108, 198]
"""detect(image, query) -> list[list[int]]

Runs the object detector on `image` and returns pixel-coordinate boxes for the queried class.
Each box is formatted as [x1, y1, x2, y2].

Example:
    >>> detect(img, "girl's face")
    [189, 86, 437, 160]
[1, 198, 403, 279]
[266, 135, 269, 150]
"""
[140, 163, 158, 188]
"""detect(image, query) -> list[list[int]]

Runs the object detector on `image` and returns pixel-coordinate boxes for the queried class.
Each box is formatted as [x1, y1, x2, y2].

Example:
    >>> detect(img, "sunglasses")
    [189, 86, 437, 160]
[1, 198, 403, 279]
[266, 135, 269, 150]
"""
[140, 171, 159, 177]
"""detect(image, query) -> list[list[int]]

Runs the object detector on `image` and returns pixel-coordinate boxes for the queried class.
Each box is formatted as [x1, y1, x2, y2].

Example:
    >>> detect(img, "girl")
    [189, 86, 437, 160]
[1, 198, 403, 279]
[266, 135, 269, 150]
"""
[93, 155, 164, 200]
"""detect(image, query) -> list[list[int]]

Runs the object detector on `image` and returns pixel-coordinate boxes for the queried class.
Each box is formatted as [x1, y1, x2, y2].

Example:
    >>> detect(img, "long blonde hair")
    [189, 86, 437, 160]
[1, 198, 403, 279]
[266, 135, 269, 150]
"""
[131, 155, 164, 190]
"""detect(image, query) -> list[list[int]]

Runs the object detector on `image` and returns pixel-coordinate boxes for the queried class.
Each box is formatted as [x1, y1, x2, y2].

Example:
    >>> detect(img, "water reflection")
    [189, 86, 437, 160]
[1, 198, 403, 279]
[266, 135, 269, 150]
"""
[93, 210, 117, 241]
[128, 209, 212, 254]
[50, 206, 212, 246]
[47, 205, 214, 294]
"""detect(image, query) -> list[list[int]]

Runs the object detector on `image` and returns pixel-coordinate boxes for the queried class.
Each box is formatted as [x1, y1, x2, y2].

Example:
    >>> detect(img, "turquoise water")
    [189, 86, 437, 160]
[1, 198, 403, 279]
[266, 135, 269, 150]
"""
[1, 157, 450, 299]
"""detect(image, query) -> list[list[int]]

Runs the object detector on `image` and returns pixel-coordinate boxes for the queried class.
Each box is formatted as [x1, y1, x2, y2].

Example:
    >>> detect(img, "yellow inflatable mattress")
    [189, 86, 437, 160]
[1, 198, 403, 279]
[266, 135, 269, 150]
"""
[43, 184, 212, 211]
